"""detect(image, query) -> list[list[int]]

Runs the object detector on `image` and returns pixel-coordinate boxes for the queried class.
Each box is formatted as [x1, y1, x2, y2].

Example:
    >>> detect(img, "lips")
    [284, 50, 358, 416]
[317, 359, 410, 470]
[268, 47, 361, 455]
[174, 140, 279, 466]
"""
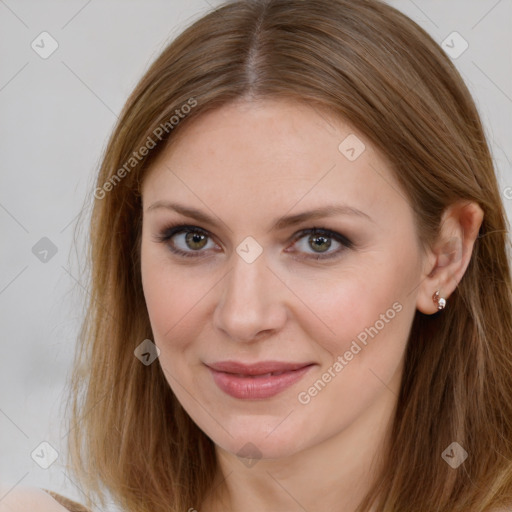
[206, 360, 314, 399]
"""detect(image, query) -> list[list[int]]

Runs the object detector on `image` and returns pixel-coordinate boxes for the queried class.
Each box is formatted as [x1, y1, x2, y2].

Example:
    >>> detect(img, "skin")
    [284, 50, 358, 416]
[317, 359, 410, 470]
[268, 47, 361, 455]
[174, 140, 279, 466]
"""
[0, 486, 69, 512]
[140, 98, 483, 512]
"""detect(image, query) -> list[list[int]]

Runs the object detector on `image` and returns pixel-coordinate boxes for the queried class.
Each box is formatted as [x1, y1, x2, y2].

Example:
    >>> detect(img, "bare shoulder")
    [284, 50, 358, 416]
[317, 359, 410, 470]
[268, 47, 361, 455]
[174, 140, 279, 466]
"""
[0, 485, 71, 512]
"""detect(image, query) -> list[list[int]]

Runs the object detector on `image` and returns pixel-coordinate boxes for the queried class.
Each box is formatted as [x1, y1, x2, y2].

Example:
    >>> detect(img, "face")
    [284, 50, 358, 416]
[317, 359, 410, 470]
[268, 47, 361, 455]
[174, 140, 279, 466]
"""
[140, 99, 425, 460]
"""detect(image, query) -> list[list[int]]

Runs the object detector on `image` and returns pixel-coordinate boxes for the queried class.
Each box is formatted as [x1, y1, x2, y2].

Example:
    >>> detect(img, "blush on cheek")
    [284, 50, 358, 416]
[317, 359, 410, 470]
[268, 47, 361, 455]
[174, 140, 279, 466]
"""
[324, 296, 406, 368]
[145, 295, 206, 360]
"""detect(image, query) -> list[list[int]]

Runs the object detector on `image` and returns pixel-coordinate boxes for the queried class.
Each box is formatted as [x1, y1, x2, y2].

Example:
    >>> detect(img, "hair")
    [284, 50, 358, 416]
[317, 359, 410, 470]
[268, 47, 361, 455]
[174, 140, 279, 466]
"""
[66, 0, 512, 511]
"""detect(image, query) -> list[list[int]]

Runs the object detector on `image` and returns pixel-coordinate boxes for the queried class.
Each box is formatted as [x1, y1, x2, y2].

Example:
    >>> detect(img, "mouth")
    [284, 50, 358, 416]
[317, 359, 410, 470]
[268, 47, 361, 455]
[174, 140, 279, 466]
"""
[206, 360, 315, 399]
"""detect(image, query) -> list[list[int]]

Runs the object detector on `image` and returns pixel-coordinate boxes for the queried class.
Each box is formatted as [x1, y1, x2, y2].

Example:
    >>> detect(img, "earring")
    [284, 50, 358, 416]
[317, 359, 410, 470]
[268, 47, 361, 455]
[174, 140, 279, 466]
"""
[432, 290, 446, 310]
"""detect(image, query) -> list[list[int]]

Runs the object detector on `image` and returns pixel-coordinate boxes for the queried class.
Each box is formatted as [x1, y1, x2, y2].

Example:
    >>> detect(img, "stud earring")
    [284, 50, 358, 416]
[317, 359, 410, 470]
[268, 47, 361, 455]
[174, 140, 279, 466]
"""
[432, 290, 446, 310]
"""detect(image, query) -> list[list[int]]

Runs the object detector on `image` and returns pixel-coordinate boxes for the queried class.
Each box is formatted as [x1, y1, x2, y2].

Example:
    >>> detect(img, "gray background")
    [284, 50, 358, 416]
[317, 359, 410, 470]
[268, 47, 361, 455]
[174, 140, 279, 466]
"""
[1, 0, 511, 509]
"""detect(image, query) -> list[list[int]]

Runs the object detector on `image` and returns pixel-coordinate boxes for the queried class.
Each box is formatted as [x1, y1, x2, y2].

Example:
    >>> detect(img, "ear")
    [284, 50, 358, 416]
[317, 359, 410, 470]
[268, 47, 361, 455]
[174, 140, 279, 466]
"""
[416, 200, 484, 315]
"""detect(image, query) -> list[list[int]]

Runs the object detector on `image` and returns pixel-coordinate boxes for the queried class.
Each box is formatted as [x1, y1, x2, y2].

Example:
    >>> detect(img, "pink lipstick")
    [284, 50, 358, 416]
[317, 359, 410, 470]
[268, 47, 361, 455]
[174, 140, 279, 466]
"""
[207, 360, 314, 399]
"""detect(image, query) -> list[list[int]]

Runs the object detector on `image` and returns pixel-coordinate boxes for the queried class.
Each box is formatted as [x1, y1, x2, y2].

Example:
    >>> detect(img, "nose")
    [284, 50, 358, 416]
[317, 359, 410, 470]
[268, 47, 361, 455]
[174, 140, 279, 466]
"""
[213, 249, 288, 343]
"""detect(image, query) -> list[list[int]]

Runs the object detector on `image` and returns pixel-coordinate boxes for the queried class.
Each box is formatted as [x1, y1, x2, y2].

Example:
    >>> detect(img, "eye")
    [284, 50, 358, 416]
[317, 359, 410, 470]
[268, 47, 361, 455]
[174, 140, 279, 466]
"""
[286, 227, 353, 260]
[153, 223, 352, 261]
[152, 224, 219, 258]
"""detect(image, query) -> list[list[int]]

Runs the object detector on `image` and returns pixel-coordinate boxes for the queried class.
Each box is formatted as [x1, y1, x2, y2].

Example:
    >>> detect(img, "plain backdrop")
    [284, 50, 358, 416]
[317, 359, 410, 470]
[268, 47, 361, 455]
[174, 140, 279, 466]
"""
[1, 0, 511, 509]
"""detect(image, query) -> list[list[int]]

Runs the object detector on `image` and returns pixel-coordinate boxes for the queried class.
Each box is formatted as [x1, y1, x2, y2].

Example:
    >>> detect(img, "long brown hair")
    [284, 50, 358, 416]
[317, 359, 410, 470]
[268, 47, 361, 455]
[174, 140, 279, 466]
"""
[66, 1, 512, 510]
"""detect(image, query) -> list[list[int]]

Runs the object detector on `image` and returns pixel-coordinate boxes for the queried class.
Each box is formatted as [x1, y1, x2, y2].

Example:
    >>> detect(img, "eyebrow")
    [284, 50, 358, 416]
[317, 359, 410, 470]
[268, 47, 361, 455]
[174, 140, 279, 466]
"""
[145, 201, 373, 230]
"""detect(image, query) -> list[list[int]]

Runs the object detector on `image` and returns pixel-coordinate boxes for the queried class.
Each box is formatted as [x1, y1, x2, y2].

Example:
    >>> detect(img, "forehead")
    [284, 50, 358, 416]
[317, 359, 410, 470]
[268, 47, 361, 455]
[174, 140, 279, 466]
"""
[141, 98, 402, 221]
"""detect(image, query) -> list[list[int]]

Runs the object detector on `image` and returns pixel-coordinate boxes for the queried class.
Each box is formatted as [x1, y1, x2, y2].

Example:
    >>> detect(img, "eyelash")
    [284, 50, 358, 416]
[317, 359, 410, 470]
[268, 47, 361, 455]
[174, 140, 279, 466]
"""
[152, 223, 353, 261]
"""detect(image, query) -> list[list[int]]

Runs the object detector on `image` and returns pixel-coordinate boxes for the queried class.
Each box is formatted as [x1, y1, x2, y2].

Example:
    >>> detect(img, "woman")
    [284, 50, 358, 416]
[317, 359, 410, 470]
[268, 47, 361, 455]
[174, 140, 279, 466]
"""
[10, 0, 512, 510]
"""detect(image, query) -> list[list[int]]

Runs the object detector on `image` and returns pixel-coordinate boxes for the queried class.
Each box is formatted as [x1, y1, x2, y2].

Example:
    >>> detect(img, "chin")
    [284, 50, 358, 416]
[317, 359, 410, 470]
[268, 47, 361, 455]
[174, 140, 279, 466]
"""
[219, 434, 303, 461]
[206, 413, 316, 461]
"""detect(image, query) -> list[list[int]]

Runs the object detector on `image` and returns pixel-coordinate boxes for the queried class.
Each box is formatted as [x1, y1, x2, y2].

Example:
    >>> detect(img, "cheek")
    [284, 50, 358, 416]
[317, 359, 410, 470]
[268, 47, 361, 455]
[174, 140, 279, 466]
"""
[141, 245, 191, 348]
[293, 267, 415, 424]
[293, 249, 418, 368]
[140, 243, 218, 364]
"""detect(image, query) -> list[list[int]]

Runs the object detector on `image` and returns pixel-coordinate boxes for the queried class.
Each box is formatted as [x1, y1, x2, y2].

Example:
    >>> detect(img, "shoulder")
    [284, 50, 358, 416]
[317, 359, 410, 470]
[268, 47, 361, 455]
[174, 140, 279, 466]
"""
[0, 485, 68, 511]
[0, 485, 89, 512]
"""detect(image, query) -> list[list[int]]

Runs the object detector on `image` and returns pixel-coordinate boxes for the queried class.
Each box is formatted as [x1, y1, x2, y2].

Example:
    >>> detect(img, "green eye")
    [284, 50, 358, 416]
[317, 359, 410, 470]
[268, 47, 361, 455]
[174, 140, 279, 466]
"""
[288, 227, 352, 260]
[184, 231, 209, 251]
[154, 224, 352, 261]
